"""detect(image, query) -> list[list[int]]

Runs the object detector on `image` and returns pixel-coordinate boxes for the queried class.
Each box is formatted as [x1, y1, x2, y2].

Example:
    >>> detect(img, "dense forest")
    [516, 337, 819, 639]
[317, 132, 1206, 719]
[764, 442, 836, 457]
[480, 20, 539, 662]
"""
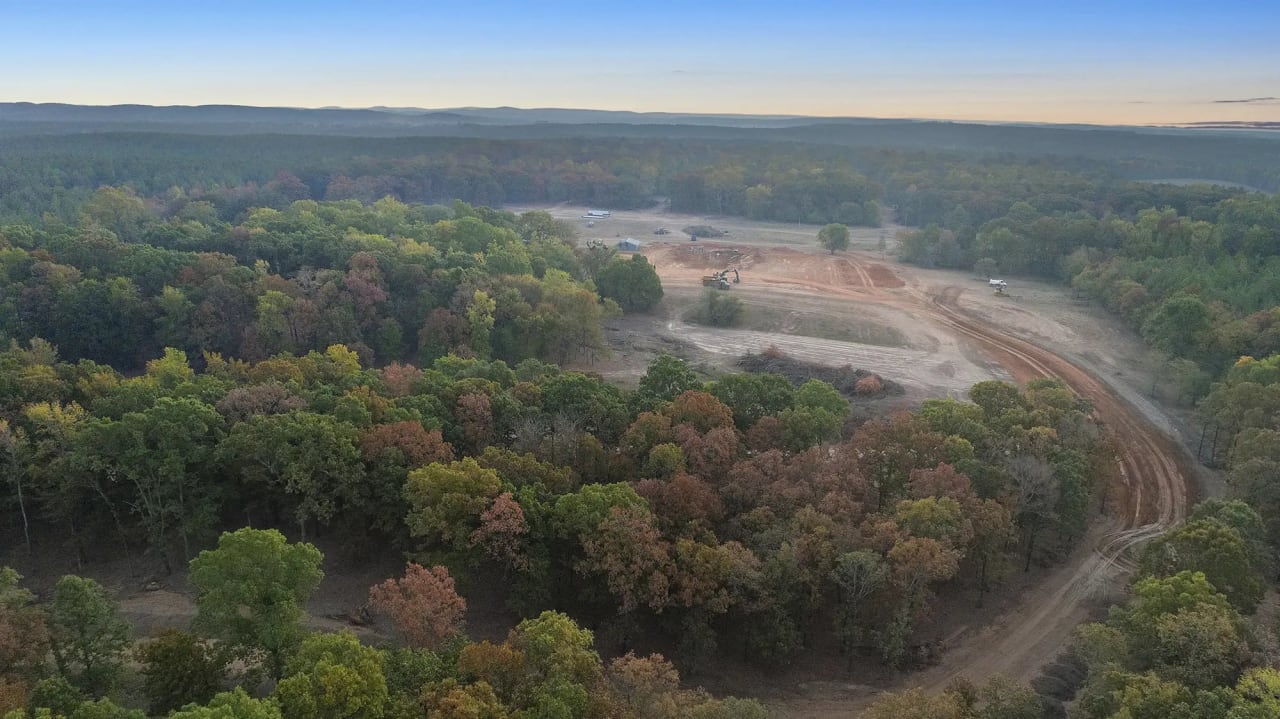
[2, 110, 1280, 718]
[0, 187, 1113, 717]
[0, 196, 662, 370]
[866, 494, 1279, 717]
[2, 121, 1277, 230]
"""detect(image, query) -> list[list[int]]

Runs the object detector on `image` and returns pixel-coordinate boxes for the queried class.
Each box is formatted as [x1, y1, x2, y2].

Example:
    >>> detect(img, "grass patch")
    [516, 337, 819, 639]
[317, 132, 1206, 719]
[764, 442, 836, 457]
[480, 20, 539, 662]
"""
[738, 302, 908, 347]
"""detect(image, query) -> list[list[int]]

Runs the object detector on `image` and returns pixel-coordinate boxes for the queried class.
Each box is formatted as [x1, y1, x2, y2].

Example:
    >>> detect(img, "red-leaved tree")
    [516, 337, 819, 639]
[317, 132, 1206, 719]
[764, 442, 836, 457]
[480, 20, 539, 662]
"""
[470, 492, 529, 570]
[359, 422, 454, 467]
[368, 563, 466, 648]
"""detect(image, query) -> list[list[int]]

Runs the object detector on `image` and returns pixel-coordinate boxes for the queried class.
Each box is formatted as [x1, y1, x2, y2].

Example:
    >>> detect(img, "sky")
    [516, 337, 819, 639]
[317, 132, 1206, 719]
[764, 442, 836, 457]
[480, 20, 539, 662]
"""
[1, 0, 1277, 125]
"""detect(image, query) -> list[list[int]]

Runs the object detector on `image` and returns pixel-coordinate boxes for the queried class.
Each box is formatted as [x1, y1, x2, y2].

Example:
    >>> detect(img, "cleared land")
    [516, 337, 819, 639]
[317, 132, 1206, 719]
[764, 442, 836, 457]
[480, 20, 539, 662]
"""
[65, 204, 1196, 719]
[522, 204, 1196, 716]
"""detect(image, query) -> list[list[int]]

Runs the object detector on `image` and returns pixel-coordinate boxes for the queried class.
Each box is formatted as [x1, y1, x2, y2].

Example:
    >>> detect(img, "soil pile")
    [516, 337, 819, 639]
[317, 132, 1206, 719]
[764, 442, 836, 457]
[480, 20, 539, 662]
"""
[738, 347, 905, 399]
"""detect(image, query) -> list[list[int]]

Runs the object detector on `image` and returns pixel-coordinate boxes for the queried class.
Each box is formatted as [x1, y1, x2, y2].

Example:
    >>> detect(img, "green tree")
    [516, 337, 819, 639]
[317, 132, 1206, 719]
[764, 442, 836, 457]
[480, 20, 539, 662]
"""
[135, 630, 223, 715]
[794, 379, 850, 419]
[189, 528, 324, 680]
[1138, 519, 1265, 612]
[864, 687, 966, 719]
[219, 412, 364, 541]
[274, 632, 387, 719]
[710, 373, 795, 429]
[507, 611, 601, 690]
[637, 355, 700, 406]
[404, 458, 502, 552]
[595, 255, 663, 313]
[1142, 295, 1213, 359]
[973, 257, 999, 280]
[168, 688, 282, 719]
[47, 576, 130, 696]
[68, 698, 145, 719]
[79, 187, 148, 243]
[975, 676, 1042, 719]
[830, 551, 888, 660]
[26, 676, 85, 718]
[778, 407, 842, 451]
[76, 397, 224, 570]
[818, 223, 851, 254]
[1151, 603, 1249, 690]
[467, 290, 497, 360]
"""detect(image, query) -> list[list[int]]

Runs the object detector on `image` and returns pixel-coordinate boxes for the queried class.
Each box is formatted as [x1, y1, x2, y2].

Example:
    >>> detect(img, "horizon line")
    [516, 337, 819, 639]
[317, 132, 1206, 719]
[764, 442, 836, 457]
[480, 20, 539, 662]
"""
[6, 100, 1279, 132]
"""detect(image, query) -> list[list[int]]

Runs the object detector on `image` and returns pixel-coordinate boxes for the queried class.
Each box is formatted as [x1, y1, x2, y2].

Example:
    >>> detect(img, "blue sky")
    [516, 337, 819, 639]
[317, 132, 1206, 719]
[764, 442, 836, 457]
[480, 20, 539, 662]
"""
[1, 0, 1276, 124]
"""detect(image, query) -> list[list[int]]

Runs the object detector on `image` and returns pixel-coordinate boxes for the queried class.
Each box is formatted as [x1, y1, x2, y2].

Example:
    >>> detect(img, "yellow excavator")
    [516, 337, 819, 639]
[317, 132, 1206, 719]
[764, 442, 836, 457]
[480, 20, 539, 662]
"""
[701, 268, 740, 290]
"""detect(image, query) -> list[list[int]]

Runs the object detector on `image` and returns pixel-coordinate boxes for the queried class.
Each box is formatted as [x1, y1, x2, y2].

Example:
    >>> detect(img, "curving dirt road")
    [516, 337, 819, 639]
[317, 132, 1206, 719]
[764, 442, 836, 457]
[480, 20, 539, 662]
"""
[895, 286, 1191, 688]
[642, 241, 1194, 716]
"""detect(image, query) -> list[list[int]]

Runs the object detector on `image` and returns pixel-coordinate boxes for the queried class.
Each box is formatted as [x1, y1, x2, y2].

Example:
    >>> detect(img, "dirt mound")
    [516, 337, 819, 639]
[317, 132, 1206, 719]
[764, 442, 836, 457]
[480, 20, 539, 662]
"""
[865, 262, 905, 288]
[738, 348, 905, 399]
[668, 244, 762, 270]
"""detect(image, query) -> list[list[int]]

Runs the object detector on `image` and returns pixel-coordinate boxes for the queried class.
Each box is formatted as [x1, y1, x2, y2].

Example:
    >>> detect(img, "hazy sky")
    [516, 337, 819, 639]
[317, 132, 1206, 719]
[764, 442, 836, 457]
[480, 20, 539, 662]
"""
[2, 0, 1277, 125]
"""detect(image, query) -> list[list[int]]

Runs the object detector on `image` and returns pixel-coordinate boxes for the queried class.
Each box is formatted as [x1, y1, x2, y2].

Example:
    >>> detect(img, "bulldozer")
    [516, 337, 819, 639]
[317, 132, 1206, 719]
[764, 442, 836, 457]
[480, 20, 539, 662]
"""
[701, 268, 740, 290]
[702, 273, 731, 290]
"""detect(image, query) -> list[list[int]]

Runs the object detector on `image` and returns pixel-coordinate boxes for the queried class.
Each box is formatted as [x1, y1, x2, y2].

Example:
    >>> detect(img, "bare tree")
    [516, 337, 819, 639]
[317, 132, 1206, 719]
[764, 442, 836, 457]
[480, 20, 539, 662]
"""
[1007, 455, 1059, 571]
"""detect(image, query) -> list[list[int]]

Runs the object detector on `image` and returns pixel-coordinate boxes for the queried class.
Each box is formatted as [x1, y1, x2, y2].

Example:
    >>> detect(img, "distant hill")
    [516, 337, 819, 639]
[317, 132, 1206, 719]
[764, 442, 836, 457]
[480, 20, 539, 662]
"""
[0, 102, 476, 129]
[1, 103, 1276, 191]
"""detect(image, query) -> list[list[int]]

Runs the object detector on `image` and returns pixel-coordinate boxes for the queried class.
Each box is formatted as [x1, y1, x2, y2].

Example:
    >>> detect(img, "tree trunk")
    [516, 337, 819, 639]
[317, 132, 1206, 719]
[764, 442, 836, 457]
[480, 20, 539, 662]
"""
[976, 555, 988, 608]
[93, 479, 135, 576]
[70, 518, 86, 571]
[14, 476, 31, 555]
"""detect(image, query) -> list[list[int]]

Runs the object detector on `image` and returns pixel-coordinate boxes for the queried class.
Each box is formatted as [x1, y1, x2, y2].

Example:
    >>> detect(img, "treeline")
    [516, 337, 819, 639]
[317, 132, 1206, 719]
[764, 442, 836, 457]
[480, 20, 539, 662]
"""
[866, 496, 1278, 719]
[1201, 354, 1280, 535]
[900, 190, 1280, 397]
[0, 134, 891, 225]
[1, 330, 1109, 670]
[1, 530, 770, 719]
[9, 131, 1268, 232]
[0, 194, 670, 370]
[9, 129, 1276, 244]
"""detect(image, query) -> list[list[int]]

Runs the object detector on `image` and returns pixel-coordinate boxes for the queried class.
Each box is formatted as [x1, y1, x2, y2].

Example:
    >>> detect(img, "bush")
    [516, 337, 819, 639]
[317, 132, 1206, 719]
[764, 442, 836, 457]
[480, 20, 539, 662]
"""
[1030, 674, 1072, 700]
[681, 225, 725, 238]
[855, 376, 884, 395]
[701, 291, 743, 327]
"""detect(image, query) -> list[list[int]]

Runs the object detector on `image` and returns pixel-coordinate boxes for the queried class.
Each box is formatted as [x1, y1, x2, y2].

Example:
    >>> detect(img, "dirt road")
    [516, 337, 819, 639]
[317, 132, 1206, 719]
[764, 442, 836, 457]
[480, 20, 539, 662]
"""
[624, 229, 1192, 716]
[102, 204, 1193, 717]
[774, 283, 1191, 716]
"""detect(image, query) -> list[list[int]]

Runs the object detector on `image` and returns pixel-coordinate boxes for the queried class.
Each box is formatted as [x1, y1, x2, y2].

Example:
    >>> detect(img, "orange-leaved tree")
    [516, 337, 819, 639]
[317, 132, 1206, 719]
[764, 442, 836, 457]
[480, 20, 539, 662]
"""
[369, 563, 466, 648]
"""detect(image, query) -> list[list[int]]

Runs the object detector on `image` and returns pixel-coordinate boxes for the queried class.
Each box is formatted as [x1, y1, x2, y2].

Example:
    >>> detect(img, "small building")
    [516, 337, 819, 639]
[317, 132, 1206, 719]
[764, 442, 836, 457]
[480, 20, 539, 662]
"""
[617, 238, 641, 251]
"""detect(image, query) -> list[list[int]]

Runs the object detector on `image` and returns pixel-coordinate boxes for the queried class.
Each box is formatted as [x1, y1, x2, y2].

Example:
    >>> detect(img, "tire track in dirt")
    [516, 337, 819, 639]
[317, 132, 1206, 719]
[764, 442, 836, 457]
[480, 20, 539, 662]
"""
[884, 286, 1191, 688]
[663, 248, 1194, 717]
[666, 320, 1000, 398]
[648, 243, 1192, 713]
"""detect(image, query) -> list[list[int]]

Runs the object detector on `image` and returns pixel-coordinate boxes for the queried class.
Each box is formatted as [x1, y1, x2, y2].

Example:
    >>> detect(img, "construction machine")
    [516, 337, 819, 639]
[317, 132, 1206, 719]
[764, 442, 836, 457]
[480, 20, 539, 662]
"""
[702, 273, 731, 290]
[701, 268, 740, 290]
[989, 279, 1008, 296]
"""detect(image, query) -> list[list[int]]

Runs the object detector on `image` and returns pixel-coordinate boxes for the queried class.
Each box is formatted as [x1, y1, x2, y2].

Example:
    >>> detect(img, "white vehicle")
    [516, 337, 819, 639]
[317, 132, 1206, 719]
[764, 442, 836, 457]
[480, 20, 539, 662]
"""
[988, 279, 1007, 289]
[584, 209, 611, 218]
